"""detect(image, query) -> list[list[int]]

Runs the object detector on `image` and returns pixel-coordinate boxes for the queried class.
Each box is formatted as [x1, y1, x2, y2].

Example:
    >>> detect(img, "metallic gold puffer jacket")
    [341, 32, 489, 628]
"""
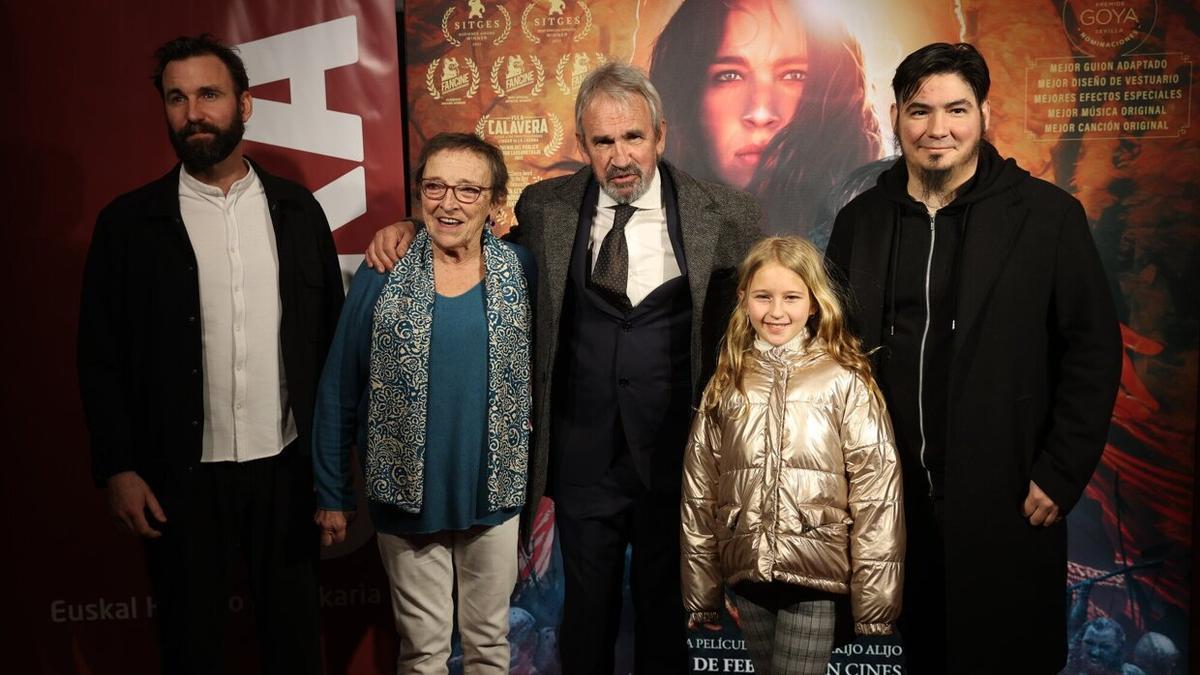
[681, 336, 905, 635]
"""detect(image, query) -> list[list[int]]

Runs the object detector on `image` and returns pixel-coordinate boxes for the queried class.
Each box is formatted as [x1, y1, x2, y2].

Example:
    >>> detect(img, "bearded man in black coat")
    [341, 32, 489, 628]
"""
[78, 35, 342, 675]
[827, 43, 1121, 674]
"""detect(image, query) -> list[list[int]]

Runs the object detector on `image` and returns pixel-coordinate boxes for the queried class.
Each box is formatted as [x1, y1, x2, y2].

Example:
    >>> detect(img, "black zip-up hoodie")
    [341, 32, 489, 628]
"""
[873, 140, 1028, 498]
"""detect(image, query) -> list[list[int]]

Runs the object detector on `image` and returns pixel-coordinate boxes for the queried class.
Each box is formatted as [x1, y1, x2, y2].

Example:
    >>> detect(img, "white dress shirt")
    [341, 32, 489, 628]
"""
[179, 163, 296, 463]
[589, 168, 681, 307]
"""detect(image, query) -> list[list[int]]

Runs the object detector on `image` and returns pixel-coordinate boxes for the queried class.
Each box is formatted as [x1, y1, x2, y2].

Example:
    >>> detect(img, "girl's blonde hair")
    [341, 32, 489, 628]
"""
[700, 236, 877, 414]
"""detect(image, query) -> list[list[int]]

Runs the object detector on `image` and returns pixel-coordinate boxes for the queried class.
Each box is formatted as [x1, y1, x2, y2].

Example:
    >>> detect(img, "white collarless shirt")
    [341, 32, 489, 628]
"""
[589, 167, 681, 307]
[178, 163, 296, 463]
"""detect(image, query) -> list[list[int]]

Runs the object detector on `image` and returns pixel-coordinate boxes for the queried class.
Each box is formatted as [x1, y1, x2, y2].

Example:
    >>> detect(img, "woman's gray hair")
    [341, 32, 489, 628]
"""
[574, 62, 665, 139]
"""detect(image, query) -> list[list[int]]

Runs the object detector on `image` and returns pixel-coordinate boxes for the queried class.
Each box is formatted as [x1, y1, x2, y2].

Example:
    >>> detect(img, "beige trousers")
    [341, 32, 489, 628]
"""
[376, 517, 519, 675]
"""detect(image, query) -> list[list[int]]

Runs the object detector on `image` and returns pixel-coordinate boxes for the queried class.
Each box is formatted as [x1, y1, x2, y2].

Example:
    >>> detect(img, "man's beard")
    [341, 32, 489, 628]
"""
[600, 162, 653, 205]
[896, 130, 983, 205]
[168, 109, 245, 173]
[913, 164, 954, 204]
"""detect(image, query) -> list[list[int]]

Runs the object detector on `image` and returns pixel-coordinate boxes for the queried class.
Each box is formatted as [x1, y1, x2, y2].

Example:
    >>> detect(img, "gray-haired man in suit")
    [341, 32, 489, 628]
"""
[366, 63, 762, 674]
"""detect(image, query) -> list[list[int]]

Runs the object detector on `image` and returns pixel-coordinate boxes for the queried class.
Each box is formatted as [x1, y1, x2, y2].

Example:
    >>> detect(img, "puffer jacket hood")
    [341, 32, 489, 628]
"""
[681, 335, 905, 635]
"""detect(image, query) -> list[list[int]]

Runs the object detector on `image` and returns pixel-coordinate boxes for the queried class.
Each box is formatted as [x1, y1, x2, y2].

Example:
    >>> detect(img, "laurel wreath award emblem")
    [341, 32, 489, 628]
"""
[520, 4, 538, 44]
[426, 59, 442, 99]
[575, 1, 593, 42]
[426, 57, 480, 103]
[494, 6, 512, 45]
[544, 112, 564, 157]
[521, 1, 592, 44]
[531, 55, 547, 96]
[442, 4, 513, 47]
[473, 112, 564, 159]
[554, 52, 607, 95]
[489, 58, 505, 97]
[490, 54, 546, 98]
[441, 7, 461, 46]
[464, 59, 481, 98]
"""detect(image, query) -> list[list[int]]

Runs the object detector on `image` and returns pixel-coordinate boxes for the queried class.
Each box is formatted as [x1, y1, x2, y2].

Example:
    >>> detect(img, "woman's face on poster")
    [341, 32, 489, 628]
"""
[701, 0, 808, 189]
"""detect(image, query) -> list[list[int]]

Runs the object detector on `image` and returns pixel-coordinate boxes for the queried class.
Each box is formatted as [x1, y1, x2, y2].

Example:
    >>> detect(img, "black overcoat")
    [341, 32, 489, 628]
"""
[826, 146, 1121, 673]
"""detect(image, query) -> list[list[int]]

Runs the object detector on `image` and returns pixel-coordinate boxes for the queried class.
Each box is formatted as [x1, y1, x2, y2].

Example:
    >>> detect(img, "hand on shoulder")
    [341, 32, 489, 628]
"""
[365, 219, 418, 272]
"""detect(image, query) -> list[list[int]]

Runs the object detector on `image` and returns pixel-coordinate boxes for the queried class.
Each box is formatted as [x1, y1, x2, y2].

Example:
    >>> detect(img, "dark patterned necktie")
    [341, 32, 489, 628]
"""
[590, 203, 636, 311]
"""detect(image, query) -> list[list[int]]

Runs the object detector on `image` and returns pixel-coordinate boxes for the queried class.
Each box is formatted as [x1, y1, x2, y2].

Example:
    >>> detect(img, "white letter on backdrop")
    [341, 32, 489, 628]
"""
[238, 16, 366, 231]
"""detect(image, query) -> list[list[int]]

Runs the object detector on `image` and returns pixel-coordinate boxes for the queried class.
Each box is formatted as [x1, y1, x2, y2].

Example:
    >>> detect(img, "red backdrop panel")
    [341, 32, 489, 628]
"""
[1, 2, 404, 673]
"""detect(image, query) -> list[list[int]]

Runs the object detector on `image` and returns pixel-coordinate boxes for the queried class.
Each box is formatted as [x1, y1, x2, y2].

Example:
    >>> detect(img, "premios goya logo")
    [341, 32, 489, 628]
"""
[475, 112, 565, 159]
[521, 0, 593, 44]
[490, 54, 546, 101]
[442, 0, 512, 47]
[555, 52, 607, 95]
[426, 56, 481, 104]
[1062, 0, 1158, 55]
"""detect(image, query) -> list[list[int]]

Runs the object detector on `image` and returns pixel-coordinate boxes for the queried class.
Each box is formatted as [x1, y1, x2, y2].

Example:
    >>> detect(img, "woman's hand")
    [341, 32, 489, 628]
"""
[314, 509, 355, 546]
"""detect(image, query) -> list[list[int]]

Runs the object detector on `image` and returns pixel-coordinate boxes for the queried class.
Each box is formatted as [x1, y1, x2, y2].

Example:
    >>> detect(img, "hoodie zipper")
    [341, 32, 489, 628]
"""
[918, 211, 936, 493]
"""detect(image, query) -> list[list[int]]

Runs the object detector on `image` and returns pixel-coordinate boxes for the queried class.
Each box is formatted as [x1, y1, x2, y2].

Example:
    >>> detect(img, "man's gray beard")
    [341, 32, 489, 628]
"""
[601, 164, 654, 204]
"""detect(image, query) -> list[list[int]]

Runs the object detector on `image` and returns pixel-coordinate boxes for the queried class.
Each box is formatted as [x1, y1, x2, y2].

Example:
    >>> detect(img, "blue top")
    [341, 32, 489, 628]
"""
[312, 245, 535, 535]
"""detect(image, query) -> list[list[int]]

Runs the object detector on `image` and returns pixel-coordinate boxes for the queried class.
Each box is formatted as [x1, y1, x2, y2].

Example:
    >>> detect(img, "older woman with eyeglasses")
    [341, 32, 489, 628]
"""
[312, 132, 535, 674]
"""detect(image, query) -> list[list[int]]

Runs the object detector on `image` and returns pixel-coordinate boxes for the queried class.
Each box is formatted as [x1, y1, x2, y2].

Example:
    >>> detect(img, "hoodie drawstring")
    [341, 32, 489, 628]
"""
[946, 204, 972, 333]
[886, 210, 901, 337]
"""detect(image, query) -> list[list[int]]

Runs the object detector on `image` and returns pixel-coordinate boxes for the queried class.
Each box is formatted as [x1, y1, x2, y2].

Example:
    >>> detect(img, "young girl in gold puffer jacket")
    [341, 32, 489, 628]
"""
[681, 236, 905, 675]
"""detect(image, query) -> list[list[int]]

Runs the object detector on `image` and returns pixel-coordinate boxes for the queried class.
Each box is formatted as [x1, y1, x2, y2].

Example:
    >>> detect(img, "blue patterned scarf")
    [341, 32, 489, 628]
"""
[366, 227, 531, 513]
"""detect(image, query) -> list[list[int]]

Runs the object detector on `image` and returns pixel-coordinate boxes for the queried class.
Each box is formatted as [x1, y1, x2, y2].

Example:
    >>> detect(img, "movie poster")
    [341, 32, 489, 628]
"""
[405, 1, 1196, 673]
